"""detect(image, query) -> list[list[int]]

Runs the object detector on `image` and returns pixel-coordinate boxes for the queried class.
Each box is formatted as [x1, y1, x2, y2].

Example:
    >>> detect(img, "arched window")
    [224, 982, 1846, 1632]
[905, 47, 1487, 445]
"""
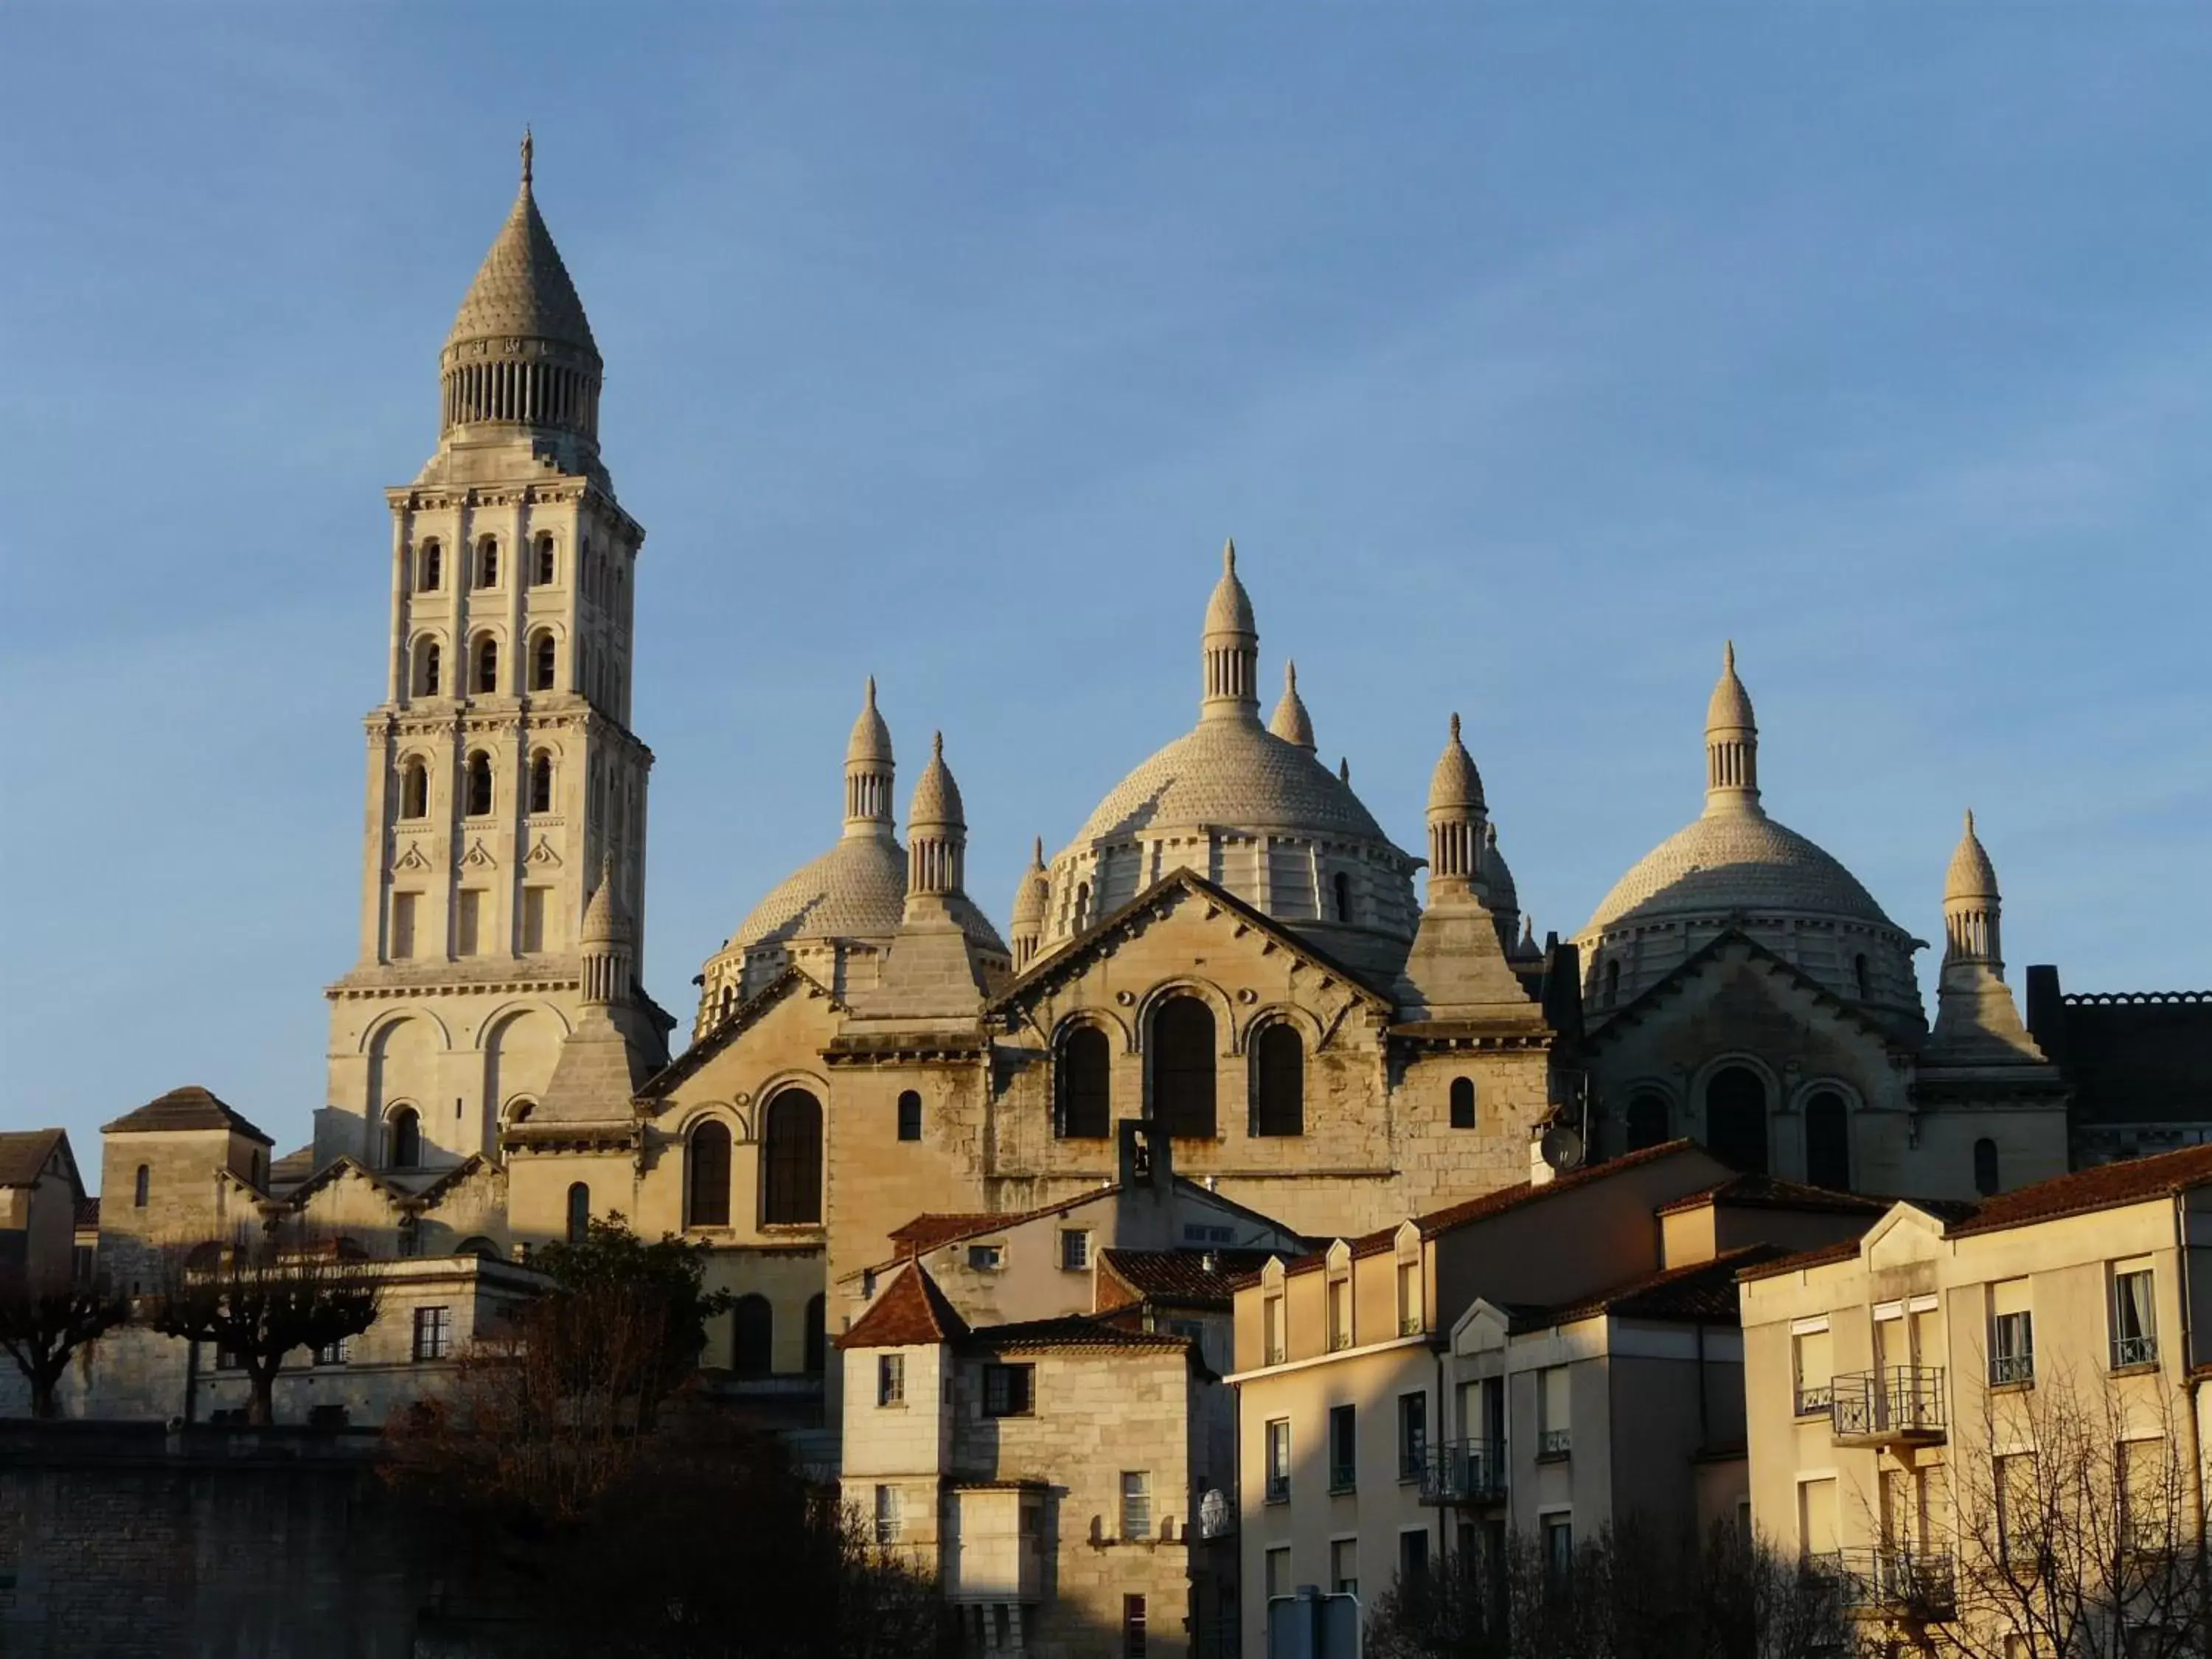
[417, 541, 442, 591]
[400, 757, 429, 819]
[1625, 1090, 1669, 1152]
[533, 534, 556, 587]
[1604, 959, 1621, 1009]
[897, 1090, 922, 1142]
[456, 1236, 500, 1260]
[133, 1164, 150, 1208]
[414, 639, 442, 698]
[803, 1293, 826, 1376]
[1974, 1137, 2000, 1197]
[465, 752, 493, 817]
[473, 635, 499, 695]
[1072, 882, 1092, 932]
[760, 1090, 824, 1225]
[531, 631, 557, 692]
[476, 537, 498, 588]
[1151, 996, 1217, 1139]
[1251, 1023, 1304, 1137]
[1804, 1090, 1851, 1191]
[1058, 1026, 1111, 1139]
[1853, 953, 1871, 1001]
[388, 1106, 422, 1169]
[528, 751, 553, 815]
[731, 1293, 772, 1376]
[1449, 1077, 1477, 1130]
[1705, 1066, 1768, 1175]
[566, 1181, 591, 1243]
[687, 1121, 731, 1228]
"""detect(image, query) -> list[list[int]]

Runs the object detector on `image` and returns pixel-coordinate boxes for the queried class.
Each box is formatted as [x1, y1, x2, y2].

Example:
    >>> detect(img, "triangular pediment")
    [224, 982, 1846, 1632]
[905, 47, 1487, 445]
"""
[1583, 928, 1905, 1055]
[1861, 1200, 1952, 1270]
[637, 965, 843, 1106]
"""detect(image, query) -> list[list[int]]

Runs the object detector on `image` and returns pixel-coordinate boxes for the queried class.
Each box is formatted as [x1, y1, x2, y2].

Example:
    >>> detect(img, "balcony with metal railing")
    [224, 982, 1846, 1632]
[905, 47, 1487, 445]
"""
[2111, 1332, 2158, 1371]
[1829, 1368, 1946, 1447]
[1822, 1548, 1957, 1623]
[1417, 1439, 1507, 1507]
[1988, 1351, 2035, 1388]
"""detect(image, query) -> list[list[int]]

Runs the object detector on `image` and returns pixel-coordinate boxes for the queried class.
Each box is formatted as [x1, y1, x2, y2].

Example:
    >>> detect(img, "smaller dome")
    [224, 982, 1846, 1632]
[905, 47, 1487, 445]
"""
[1427, 714, 1486, 813]
[580, 858, 629, 945]
[847, 676, 893, 767]
[1483, 823, 1519, 912]
[1945, 809, 2000, 903]
[1707, 641, 1756, 733]
[910, 732, 965, 830]
[1270, 661, 1315, 751]
[1012, 837, 1051, 928]
[1204, 538, 1256, 636]
[733, 837, 906, 950]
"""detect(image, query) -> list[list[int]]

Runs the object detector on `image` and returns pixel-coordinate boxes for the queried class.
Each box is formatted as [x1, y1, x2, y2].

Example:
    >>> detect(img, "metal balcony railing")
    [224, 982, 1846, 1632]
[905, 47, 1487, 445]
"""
[1794, 1382, 1834, 1417]
[1418, 1439, 1507, 1506]
[1537, 1428, 1571, 1460]
[1328, 1461, 1357, 1493]
[1989, 1352, 2035, 1387]
[1264, 1471, 1290, 1505]
[1823, 1548, 1957, 1622]
[2112, 1333, 2157, 1370]
[1197, 1490, 1237, 1540]
[1829, 1368, 1947, 1445]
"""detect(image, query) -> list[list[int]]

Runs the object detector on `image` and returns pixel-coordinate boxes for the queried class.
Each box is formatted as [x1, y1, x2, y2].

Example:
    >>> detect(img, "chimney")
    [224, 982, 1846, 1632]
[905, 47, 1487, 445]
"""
[1117, 1119, 1172, 1192]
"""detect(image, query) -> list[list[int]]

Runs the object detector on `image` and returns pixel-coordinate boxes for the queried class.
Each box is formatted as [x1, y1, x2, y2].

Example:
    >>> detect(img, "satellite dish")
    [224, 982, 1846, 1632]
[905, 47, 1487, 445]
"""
[1540, 1122, 1586, 1172]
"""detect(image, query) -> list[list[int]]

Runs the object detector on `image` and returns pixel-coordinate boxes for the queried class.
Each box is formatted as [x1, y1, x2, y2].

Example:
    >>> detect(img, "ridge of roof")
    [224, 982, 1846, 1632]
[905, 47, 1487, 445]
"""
[0, 1129, 71, 1191]
[962, 1310, 1192, 1354]
[838, 1262, 970, 1349]
[641, 966, 839, 1103]
[1524, 1244, 1785, 1329]
[1099, 1248, 1287, 1310]
[1652, 1172, 1889, 1218]
[102, 1085, 274, 1144]
[1947, 1143, 2212, 1238]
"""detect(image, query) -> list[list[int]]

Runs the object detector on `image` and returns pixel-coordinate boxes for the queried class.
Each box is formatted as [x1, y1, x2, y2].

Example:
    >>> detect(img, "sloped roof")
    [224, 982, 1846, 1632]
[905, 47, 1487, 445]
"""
[102, 1086, 272, 1144]
[891, 1212, 1011, 1254]
[964, 1310, 1192, 1355]
[642, 966, 837, 1103]
[1099, 1248, 1285, 1312]
[1654, 1172, 1890, 1219]
[1524, 1244, 1786, 1329]
[1947, 1143, 2212, 1238]
[0, 1129, 70, 1190]
[445, 174, 599, 361]
[1582, 928, 1909, 1054]
[75, 1196, 100, 1231]
[838, 1262, 970, 1349]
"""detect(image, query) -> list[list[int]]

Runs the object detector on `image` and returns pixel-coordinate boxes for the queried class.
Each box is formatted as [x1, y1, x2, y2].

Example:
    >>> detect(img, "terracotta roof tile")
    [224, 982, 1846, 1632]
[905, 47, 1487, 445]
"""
[1526, 1245, 1785, 1328]
[75, 1196, 100, 1230]
[963, 1311, 1191, 1355]
[102, 1085, 272, 1144]
[1947, 1143, 2212, 1237]
[1653, 1173, 1889, 1219]
[838, 1263, 970, 1349]
[0, 1129, 66, 1189]
[890, 1213, 1009, 1254]
[1099, 1248, 1286, 1312]
[1736, 1237, 1869, 1284]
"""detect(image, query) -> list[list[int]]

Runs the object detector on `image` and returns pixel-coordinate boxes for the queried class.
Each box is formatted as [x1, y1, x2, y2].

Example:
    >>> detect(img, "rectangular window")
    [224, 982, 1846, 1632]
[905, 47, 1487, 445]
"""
[1265, 1418, 1291, 1503]
[1263, 1293, 1286, 1366]
[1265, 1545, 1291, 1600]
[1996, 1453, 2037, 1565]
[2120, 1439, 2166, 1553]
[878, 1353, 905, 1406]
[1330, 1537, 1358, 1597]
[874, 1484, 903, 1545]
[1990, 1279, 2034, 1385]
[1398, 1391, 1428, 1480]
[1061, 1229, 1091, 1271]
[1398, 1528, 1430, 1589]
[1538, 1366, 1571, 1458]
[1328, 1402, 1356, 1492]
[521, 886, 547, 954]
[1121, 1470, 1151, 1541]
[214, 1343, 243, 1372]
[1798, 1476, 1840, 1558]
[967, 1244, 1004, 1273]
[983, 1363, 1034, 1418]
[2112, 1262, 2157, 1368]
[1541, 1516, 1573, 1589]
[1327, 1276, 1352, 1351]
[412, 1306, 451, 1362]
[1792, 1326, 1834, 1416]
[1184, 1223, 1234, 1245]
[391, 891, 417, 960]
[1397, 1259, 1422, 1335]
[313, 1336, 350, 1367]
[456, 888, 482, 956]
[1121, 1595, 1146, 1659]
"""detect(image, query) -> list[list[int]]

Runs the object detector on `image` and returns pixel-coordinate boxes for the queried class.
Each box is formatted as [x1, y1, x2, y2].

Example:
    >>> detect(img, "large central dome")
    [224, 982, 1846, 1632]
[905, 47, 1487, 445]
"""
[1037, 542, 1419, 978]
[1585, 812, 1893, 935]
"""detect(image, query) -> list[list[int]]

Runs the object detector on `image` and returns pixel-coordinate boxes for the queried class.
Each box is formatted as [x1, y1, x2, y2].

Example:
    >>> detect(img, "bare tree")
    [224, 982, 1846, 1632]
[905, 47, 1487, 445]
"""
[146, 1224, 383, 1426]
[1923, 1358, 2211, 1659]
[0, 1267, 128, 1419]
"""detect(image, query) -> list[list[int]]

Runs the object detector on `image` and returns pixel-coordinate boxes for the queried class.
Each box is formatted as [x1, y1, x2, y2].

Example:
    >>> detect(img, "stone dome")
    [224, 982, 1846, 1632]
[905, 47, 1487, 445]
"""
[1011, 839, 1051, 929]
[1270, 661, 1315, 752]
[1075, 718, 1388, 846]
[1204, 539, 1256, 636]
[1482, 824, 1519, 914]
[733, 835, 908, 950]
[1945, 810, 2000, 902]
[911, 733, 964, 830]
[1585, 812, 1896, 934]
[847, 677, 893, 768]
[1427, 714, 1486, 813]
[445, 144, 599, 364]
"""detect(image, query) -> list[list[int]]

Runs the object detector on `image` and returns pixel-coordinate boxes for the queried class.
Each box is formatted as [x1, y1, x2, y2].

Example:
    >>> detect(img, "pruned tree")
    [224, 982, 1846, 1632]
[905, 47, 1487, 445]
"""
[0, 1267, 129, 1419]
[146, 1223, 383, 1425]
[1926, 1358, 2211, 1658]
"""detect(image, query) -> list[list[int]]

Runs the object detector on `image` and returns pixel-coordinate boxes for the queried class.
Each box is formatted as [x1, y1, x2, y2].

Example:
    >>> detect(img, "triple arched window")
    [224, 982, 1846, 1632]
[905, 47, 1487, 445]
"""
[1058, 1026, 1111, 1140]
[1151, 996, 1217, 1139]
[1251, 1022, 1304, 1137]
[465, 752, 494, 817]
[687, 1120, 732, 1228]
[528, 752, 554, 815]
[760, 1090, 824, 1225]
[400, 757, 429, 820]
[1705, 1066, 1768, 1175]
[387, 1105, 422, 1169]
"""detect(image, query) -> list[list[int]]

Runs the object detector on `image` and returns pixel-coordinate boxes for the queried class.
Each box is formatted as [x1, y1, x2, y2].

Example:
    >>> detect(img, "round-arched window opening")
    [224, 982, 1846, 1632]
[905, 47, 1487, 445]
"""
[1332, 870, 1353, 924]
[1057, 1026, 1111, 1140]
[687, 1120, 731, 1228]
[732, 1293, 773, 1376]
[528, 752, 554, 815]
[532, 534, 556, 588]
[473, 636, 499, 695]
[896, 1090, 923, 1143]
[414, 639, 442, 698]
[1072, 881, 1092, 932]
[1251, 1023, 1304, 1138]
[1604, 959, 1622, 1009]
[531, 631, 557, 692]
[1625, 1090, 1669, 1152]
[760, 1090, 824, 1225]
[133, 1164, 150, 1208]
[1853, 953, 1871, 1002]
[1449, 1076, 1477, 1130]
[1973, 1137, 2000, 1198]
[1804, 1090, 1851, 1192]
[400, 757, 429, 820]
[465, 752, 494, 817]
[1151, 996, 1217, 1139]
[476, 537, 498, 589]
[1704, 1066, 1768, 1175]
[387, 1106, 422, 1169]
[566, 1181, 591, 1243]
[417, 542, 442, 592]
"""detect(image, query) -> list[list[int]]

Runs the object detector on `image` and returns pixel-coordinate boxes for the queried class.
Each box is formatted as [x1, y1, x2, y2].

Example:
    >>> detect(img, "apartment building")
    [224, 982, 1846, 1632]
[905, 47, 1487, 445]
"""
[1224, 1141, 1882, 1651]
[1740, 1143, 2212, 1652]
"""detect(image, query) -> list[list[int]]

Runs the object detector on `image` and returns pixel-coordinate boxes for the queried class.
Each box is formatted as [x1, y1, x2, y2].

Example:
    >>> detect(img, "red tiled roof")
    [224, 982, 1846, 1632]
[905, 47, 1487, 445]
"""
[0, 1129, 68, 1189]
[1654, 1173, 1888, 1218]
[1736, 1237, 1867, 1284]
[1099, 1248, 1285, 1311]
[837, 1262, 970, 1349]
[889, 1213, 1007, 1253]
[964, 1311, 1192, 1355]
[75, 1196, 100, 1230]
[1527, 1245, 1785, 1329]
[1946, 1144, 2212, 1237]
[102, 1085, 273, 1144]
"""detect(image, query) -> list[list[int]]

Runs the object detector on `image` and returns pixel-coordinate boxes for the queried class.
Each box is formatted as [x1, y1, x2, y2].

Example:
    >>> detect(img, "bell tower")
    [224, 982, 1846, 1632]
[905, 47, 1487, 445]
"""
[319, 136, 664, 1174]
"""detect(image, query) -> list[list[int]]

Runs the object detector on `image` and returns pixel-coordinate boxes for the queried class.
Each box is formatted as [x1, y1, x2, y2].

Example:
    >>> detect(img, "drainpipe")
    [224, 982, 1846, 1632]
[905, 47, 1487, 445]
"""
[1695, 1321, 1710, 1451]
[2176, 1195, 2208, 1641]
[1434, 1339, 1448, 1565]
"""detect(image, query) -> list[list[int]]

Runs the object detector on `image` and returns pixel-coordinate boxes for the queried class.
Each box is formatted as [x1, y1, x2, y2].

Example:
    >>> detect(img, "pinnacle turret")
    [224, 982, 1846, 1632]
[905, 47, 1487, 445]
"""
[1270, 660, 1316, 751]
[844, 678, 897, 838]
[1703, 640, 1761, 817]
[1200, 538, 1259, 722]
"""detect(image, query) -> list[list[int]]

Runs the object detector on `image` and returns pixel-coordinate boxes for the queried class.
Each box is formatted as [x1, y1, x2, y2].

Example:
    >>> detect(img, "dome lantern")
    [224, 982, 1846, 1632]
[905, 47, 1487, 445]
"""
[1942, 809, 2003, 973]
[1009, 836, 1051, 970]
[1425, 713, 1489, 898]
[1200, 539, 1260, 723]
[844, 677, 896, 838]
[907, 732, 968, 903]
[1703, 641, 1761, 817]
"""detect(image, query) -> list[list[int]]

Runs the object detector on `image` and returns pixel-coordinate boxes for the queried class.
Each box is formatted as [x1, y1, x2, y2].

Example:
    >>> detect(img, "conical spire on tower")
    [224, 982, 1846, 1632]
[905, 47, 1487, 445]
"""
[1010, 835, 1051, 971]
[1942, 809, 2003, 970]
[1270, 660, 1316, 751]
[1928, 808, 2045, 1063]
[1703, 640, 1761, 817]
[844, 677, 897, 838]
[906, 733, 968, 902]
[1425, 713, 1489, 897]
[439, 135, 604, 449]
[1200, 538, 1260, 722]
[579, 854, 633, 1004]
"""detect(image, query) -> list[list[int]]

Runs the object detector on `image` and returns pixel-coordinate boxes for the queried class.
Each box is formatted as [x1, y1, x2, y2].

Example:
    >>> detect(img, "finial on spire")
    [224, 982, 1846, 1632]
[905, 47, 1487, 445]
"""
[1285, 659, 1297, 692]
[521, 127, 534, 187]
[1223, 537, 1237, 575]
[1724, 639, 1736, 674]
[932, 730, 945, 760]
[1338, 757, 1351, 785]
[1964, 807, 1976, 836]
[1032, 835, 1044, 863]
[1449, 712, 1461, 742]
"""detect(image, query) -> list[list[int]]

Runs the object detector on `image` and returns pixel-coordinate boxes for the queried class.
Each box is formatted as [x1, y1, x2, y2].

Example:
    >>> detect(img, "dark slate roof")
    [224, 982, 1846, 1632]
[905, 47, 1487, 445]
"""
[102, 1085, 273, 1144]
[962, 1311, 1192, 1355]
[75, 1196, 101, 1231]
[1523, 1245, 1786, 1329]
[2028, 977, 2212, 1126]
[0, 1129, 68, 1189]
[1099, 1248, 1286, 1312]
[838, 1262, 970, 1349]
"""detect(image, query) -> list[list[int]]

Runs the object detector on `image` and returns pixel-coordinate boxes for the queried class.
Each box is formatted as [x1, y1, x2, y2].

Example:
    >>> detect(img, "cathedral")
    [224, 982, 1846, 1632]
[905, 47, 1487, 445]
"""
[201, 142, 2087, 1397]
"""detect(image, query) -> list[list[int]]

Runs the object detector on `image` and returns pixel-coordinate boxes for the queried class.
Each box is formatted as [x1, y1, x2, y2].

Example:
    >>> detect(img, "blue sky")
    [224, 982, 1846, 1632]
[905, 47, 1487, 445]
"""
[4, 5, 2208, 1183]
